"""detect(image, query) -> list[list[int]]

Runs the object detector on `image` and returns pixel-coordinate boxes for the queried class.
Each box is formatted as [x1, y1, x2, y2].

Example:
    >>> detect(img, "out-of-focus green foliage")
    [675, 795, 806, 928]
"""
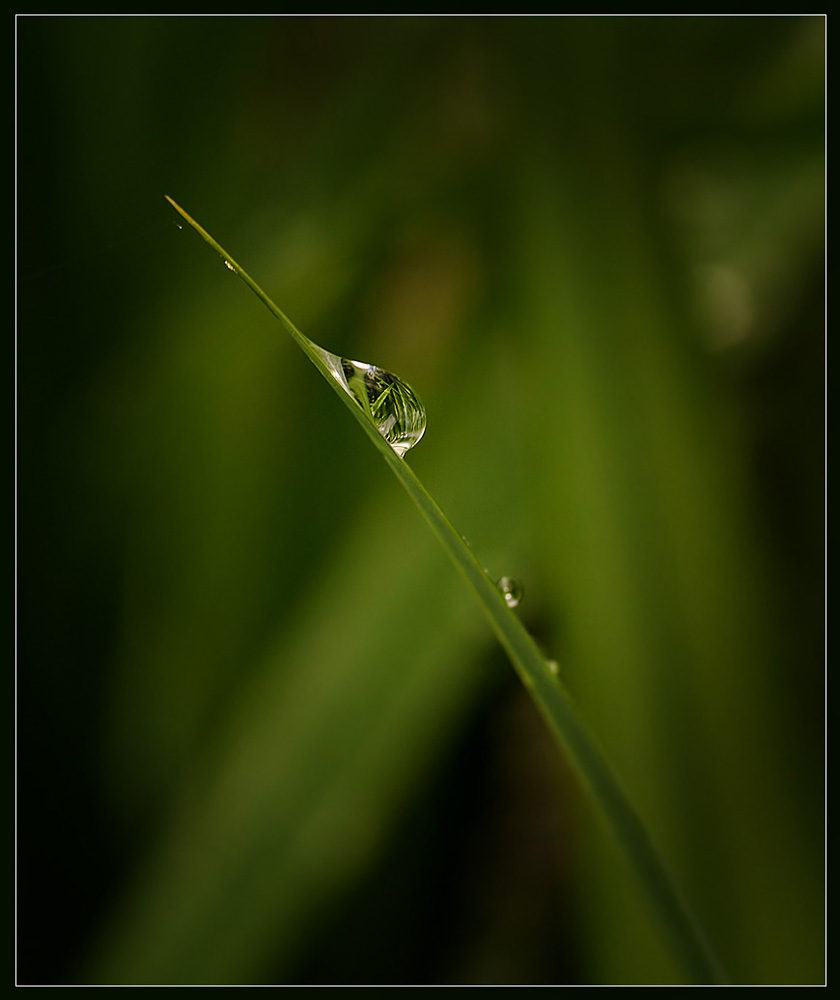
[17, 15, 824, 986]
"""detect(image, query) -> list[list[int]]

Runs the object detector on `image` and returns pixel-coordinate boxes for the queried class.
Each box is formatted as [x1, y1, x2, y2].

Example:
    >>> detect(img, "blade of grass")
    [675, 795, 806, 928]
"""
[164, 195, 728, 985]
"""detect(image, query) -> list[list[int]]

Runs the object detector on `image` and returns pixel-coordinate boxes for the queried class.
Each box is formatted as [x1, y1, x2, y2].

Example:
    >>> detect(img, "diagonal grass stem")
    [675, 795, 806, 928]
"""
[164, 195, 728, 986]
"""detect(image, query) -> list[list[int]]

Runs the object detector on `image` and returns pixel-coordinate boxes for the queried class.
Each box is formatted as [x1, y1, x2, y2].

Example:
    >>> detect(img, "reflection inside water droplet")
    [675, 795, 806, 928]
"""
[314, 346, 426, 458]
[496, 576, 524, 608]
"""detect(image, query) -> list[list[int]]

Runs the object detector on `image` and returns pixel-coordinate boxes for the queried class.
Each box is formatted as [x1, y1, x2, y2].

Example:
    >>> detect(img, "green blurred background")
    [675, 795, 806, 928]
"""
[17, 15, 824, 986]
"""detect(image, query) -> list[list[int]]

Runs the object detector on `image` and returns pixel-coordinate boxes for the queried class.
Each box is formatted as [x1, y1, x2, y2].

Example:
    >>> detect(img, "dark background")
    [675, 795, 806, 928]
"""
[17, 15, 824, 985]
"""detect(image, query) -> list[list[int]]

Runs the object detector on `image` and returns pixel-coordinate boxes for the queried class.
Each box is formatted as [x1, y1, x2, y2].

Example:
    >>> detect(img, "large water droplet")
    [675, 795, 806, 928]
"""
[496, 576, 524, 608]
[316, 348, 426, 458]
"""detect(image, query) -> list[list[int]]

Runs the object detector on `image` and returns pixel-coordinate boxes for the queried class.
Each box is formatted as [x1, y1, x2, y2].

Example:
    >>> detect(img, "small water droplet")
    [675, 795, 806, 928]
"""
[315, 347, 426, 458]
[547, 659, 559, 675]
[496, 576, 524, 608]
[223, 259, 236, 272]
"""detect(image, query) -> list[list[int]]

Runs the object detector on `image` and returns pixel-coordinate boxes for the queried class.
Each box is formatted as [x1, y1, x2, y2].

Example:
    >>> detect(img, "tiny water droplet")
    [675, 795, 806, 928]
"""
[315, 347, 426, 458]
[496, 576, 524, 608]
[223, 259, 236, 272]
[547, 659, 559, 675]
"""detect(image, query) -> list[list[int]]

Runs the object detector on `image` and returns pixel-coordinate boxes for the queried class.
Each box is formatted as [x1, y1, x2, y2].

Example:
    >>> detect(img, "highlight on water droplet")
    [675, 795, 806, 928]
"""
[314, 347, 426, 458]
[223, 259, 236, 272]
[496, 576, 524, 608]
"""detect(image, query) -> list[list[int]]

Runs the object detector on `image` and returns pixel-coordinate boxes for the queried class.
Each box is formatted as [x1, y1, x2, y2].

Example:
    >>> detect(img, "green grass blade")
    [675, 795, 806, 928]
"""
[164, 196, 728, 986]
